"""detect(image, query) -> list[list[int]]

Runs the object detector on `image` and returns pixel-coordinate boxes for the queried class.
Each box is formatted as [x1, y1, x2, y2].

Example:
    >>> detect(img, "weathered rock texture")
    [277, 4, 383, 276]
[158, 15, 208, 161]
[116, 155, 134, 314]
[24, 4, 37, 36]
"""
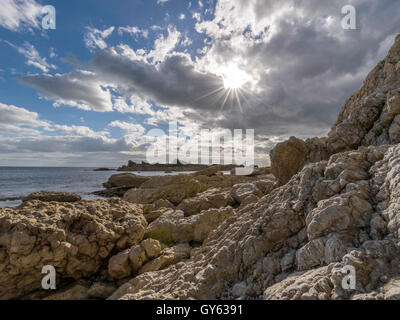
[0, 199, 146, 299]
[108, 142, 400, 300]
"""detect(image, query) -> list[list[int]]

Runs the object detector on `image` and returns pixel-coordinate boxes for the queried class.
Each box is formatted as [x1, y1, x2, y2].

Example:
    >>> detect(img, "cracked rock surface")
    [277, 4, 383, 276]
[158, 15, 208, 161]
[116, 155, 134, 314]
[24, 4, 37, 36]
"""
[0, 199, 146, 299]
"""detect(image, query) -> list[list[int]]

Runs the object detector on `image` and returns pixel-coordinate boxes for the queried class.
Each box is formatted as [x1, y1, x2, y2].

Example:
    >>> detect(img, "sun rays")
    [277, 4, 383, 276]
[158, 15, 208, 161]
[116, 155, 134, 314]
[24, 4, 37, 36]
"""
[188, 63, 260, 114]
[217, 64, 252, 112]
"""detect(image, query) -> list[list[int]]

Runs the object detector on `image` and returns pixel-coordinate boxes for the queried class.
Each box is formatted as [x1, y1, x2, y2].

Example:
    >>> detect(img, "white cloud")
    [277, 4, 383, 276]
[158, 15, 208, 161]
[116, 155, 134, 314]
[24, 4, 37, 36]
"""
[0, 102, 49, 135]
[192, 12, 201, 22]
[52, 125, 109, 138]
[84, 26, 115, 51]
[118, 26, 149, 39]
[148, 26, 181, 62]
[5, 41, 56, 72]
[49, 47, 56, 58]
[157, 0, 168, 4]
[109, 121, 146, 135]
[0, 102, 49, 128]
[113, 96, 155, 115]
[0, 0, 43, 32]
[151, 25, 163, 31]
[144, 107, 185, 126]
[181, 36, 193, 47]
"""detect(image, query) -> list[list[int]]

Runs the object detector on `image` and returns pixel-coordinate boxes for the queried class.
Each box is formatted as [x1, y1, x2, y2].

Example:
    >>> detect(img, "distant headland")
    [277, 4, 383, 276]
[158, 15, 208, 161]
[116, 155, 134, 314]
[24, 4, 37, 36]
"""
[116, 160, 248, 173]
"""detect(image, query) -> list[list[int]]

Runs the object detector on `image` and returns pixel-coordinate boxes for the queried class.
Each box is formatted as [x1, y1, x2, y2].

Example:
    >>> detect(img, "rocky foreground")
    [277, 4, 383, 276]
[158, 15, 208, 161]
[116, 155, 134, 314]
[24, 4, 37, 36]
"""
[1, 34, 400, 300]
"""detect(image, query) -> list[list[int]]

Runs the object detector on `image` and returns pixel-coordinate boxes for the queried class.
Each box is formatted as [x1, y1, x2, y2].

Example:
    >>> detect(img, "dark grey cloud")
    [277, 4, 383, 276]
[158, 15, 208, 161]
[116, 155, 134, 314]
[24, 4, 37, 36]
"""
[187, 0, 400, 138]
[21, 70, 113, 112]
[92, 50, 224, 110]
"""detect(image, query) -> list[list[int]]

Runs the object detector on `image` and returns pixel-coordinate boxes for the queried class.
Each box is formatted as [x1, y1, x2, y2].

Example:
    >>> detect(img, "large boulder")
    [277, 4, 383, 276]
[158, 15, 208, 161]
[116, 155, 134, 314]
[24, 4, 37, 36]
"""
[103, 173, 149, 189]
[270, 136, 308, 185]
[0, 199, 147, 299]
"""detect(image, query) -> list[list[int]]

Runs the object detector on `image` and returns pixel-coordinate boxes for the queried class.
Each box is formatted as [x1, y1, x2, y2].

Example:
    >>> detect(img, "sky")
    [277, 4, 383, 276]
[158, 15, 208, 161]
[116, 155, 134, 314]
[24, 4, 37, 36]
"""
[0, 0, 399, 167]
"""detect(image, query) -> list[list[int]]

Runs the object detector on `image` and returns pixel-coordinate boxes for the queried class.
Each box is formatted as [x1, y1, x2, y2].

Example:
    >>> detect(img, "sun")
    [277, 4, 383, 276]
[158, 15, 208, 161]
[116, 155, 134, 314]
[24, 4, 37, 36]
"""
[221, 64, 250, 90]
[191, 63, 253, 113]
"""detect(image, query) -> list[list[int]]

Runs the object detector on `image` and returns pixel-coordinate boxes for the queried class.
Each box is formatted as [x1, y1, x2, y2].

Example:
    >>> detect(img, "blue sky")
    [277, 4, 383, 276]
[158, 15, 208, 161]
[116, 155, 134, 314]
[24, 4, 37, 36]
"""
[0, 0, 399, 166]
[0, 0, 211, 136]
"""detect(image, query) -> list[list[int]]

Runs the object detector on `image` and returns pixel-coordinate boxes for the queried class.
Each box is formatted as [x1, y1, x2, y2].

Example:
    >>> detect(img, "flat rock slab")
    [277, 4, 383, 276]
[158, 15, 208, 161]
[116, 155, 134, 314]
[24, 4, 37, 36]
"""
[23, 191, 82, 203]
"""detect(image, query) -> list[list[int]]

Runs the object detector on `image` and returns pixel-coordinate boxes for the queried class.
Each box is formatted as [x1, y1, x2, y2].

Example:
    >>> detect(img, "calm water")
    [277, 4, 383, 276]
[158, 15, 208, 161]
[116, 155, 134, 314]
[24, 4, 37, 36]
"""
[0, 167, 184, 208]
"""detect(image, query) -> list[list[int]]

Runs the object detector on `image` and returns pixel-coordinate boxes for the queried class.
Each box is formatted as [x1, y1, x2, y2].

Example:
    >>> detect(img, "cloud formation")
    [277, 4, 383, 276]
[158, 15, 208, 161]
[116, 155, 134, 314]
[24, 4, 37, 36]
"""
[0, 102, 49, 135]
[4, 0, 400, 166]
[92, 49, 223, 110]
[5, 41, 56, 72]
[84, 26, 115, 51]
[148, 26, 181, 62]
[21, 70, 113, 112]
[118, 26, 149, 39]
[0, 0, 42, 32]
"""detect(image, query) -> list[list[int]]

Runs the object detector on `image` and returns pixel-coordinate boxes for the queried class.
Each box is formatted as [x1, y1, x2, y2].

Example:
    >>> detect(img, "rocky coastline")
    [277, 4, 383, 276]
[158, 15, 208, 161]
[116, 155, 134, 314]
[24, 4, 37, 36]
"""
[1, 34, 400, 300]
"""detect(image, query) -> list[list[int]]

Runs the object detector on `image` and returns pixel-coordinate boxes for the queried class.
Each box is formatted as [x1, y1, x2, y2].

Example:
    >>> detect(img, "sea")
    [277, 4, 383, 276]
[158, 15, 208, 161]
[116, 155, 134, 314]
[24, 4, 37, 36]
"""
[0, 167, 185, 208]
